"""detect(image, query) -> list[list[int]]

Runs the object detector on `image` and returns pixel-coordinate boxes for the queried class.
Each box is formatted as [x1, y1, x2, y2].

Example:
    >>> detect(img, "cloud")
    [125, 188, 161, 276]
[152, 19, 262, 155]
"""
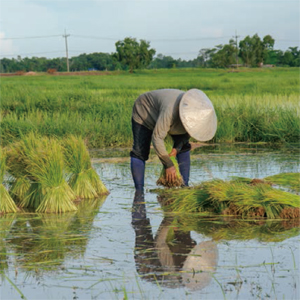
[0, 32, 17, 56]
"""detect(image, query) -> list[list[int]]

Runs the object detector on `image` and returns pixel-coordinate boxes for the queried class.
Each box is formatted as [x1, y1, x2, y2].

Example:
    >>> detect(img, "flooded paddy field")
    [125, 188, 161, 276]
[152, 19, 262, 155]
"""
[1, 144, 299, 300]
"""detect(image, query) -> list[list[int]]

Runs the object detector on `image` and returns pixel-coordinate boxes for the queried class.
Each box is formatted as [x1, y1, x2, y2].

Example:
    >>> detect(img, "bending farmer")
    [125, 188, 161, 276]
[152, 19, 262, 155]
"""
[130, 88, 217, 192]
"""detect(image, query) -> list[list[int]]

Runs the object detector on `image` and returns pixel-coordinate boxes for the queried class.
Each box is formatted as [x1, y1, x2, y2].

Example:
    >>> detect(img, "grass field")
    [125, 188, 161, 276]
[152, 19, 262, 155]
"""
[1, 68, 299, 148]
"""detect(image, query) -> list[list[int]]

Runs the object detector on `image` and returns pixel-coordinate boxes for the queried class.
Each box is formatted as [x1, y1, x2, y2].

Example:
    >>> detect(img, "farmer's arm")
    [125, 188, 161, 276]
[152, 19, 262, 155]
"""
[152, 112, 173, 168]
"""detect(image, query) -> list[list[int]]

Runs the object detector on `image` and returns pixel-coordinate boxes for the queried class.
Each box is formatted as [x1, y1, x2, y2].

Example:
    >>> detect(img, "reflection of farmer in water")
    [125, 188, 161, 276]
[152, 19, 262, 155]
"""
[131, 195, 218, 290]
[130, 89, 217, 191]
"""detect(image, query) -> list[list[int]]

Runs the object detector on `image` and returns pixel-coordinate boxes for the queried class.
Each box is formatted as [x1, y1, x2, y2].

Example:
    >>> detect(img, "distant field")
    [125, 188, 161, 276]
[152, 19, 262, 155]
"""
[1, 68, 299, 148]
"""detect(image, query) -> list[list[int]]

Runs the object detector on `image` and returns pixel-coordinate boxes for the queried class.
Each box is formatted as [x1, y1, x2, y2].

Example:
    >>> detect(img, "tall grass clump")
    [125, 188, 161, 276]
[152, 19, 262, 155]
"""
[63, 135, 109, 197]
[157, 178, 300, 219]
[7, 134, 77, 213]
[157, 135, 184, 187]
[0, 148, 18, 214]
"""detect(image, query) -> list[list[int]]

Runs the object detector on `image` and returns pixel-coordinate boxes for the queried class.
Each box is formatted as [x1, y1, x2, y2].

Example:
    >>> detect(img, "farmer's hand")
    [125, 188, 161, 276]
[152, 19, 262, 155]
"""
[169, 148, 177, 157]
[166, 166, 177, 183]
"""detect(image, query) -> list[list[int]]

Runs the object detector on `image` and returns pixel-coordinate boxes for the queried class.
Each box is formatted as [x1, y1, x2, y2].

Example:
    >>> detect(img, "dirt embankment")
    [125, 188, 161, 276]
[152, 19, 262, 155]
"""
[0, 71, 118, 77]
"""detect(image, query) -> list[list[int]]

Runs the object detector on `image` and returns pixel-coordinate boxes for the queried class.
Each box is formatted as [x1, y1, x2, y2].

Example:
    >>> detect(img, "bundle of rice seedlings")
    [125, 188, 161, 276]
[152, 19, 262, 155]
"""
[156, 135, 184, 187]
[6, 144, 31, 203]
[156, 178, 300, 219]
[13, 134, 77, 213]
[264, 172, 300, 192]
[0, 148, 18, 214]
[63, 135, 108, 198]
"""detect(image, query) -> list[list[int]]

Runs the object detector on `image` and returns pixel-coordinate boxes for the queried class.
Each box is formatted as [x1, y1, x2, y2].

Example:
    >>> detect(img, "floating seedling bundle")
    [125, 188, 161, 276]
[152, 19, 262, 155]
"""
[156, 177, 300, 219]
[63, 135, 109, 198]
[0, 148, 18, 214]
[156, 135, 184, 187]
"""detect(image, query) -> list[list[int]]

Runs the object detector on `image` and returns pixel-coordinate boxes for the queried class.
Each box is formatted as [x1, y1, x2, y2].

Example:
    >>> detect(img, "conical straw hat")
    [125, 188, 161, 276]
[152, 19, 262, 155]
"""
[179, 89, 217, 142]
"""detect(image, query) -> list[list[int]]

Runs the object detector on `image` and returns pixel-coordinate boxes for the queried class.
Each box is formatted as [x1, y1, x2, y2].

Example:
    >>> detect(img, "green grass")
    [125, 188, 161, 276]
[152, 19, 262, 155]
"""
[0, 68, 299, 148]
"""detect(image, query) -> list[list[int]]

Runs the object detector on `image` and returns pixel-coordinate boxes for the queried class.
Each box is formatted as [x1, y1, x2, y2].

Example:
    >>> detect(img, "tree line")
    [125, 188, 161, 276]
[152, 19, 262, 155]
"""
[0, 34, 299, 73]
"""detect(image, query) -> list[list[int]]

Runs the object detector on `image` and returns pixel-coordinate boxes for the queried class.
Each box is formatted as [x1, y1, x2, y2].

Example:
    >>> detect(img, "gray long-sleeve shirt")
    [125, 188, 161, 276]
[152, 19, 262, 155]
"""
[132, 89, 189, 168]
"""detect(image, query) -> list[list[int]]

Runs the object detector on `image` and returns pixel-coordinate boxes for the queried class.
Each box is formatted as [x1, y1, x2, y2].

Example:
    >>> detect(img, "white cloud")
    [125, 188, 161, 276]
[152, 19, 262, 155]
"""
[0, 32, 17, 55]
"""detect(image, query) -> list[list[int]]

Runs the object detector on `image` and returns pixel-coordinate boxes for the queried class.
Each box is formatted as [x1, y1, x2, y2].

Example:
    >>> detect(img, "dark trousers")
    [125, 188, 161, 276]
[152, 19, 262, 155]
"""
[130, 119, 191, 161]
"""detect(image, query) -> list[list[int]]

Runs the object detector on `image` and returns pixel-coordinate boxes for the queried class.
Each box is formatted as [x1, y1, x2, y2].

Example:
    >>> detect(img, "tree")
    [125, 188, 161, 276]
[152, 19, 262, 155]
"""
[210, 40, 237, 68]
[114, 37, 156, 72]
[239, 34, 275, 66]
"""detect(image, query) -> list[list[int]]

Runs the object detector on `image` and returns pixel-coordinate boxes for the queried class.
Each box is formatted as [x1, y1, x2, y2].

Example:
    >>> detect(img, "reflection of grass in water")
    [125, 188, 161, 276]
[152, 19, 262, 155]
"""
[156, 178, 300, 219]
[6, 197, 106, 275]
[264, 173, 300, 192]
[174, 216, 300, 242]
[0, 214, 16, 273]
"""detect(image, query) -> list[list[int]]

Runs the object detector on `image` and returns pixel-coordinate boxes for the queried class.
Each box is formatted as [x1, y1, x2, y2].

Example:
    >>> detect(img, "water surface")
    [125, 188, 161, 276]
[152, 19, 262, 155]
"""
[1, 145, 299, 300]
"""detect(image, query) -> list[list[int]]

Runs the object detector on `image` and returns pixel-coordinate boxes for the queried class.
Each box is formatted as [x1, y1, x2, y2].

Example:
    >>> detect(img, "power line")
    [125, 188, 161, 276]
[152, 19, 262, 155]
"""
[1, 33, 298, 42]
[0, 34, 62, 40]
[0, 51, 65, 57]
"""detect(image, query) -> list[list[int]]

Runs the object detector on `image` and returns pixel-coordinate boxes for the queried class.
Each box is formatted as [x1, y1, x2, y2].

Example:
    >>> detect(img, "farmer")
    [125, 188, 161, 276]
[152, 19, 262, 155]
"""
[130, 88, 217, 192]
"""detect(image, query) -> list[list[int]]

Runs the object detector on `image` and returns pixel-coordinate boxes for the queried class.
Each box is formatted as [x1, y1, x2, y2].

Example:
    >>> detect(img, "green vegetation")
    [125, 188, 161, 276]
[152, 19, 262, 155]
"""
[63, 135, 108, 198]
[265, 173, 300, 192]
[156, 176, 300, 219]
[1, 68, 299, 148]
[3, 135, 108, 214]
[7, 134, 78, 213]
[1, 34, 298, 72]
[0, 148, 18, 214]
[114, 37, 156, 73]
[156, 135, 183, 187]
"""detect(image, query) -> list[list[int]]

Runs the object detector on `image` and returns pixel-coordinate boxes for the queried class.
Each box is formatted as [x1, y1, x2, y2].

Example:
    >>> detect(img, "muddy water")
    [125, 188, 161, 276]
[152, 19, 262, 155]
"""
[1, 145, 299, 300]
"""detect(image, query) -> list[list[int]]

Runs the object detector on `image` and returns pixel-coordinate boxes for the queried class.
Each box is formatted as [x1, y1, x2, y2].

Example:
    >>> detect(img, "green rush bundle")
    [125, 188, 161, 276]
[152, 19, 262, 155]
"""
[157, 178, 300, 219]
[0, 148, 18, 214]
[8, 134, 77, 213]
[63, 135, 109, 198]
[156, 135, 184, 187]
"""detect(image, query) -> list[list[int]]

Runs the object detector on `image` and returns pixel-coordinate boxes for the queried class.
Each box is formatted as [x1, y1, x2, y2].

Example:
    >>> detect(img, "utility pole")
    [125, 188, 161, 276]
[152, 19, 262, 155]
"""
[63, 29, 70, 72]
[233, 30, 240, 68]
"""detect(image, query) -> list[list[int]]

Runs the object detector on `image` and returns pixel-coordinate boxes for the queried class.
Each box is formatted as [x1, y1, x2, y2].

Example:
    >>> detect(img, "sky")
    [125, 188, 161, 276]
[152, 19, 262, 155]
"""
[0, 0, 299, 60]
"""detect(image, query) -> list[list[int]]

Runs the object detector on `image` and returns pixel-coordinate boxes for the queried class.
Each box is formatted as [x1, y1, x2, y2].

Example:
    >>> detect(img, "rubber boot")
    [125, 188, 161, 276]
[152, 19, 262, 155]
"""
[130, 157, 145, 192]
[176, 151, 190, 186]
